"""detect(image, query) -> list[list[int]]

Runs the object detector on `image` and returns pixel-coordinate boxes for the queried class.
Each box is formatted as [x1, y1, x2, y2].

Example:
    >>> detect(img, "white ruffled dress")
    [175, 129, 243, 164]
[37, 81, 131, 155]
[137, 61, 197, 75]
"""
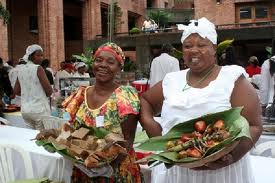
[151, 65, 255, 183]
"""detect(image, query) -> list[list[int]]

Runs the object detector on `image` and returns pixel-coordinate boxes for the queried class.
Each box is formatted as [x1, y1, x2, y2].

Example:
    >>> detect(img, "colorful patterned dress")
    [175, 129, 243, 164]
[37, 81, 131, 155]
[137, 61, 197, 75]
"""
[62, 85, 143, 183]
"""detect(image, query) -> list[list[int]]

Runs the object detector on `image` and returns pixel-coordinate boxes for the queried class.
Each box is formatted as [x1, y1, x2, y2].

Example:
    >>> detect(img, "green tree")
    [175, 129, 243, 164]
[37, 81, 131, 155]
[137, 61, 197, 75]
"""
[72, 47, 94, 76]
[0, 2, 10, 25]
[114, 2, 123, 33]
[148, 10, 172, 29]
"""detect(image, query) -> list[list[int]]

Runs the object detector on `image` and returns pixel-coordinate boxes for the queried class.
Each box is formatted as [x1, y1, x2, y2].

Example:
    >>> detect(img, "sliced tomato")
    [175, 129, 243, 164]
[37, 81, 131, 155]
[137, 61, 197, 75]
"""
[194, 120, 206, 133]
[213, 120, 225, 130]
[186, 148, 202, 158]
[180, 134, 192, 142]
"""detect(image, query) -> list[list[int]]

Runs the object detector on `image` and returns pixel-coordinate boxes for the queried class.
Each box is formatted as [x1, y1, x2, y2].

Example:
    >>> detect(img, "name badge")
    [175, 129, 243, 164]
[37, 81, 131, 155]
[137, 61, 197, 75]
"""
[96, 116, 104, 127]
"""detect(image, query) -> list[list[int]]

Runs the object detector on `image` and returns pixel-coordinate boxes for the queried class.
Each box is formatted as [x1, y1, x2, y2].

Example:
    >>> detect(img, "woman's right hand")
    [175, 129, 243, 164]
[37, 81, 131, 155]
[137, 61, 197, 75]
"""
[35, 129, 59, 140]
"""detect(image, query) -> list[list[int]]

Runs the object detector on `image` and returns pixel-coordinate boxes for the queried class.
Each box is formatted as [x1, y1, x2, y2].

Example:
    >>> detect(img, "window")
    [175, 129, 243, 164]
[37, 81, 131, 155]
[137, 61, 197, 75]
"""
[240, 7, 252, 19]
[29, 16, 38, 33]
[255, 6, 268, 18]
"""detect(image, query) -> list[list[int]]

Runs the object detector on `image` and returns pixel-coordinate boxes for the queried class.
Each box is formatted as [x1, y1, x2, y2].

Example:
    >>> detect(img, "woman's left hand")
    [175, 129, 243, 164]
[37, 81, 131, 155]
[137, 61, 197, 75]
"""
[192, 153, 234, 171]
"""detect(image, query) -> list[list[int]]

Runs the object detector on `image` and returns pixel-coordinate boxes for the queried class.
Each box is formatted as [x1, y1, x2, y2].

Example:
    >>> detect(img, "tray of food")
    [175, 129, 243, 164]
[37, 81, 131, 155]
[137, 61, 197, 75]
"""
[262, 124, 275, 135]
[136, 107, 251, 168]
[3, 104, 20, 112]
[35, 126, 127, 177]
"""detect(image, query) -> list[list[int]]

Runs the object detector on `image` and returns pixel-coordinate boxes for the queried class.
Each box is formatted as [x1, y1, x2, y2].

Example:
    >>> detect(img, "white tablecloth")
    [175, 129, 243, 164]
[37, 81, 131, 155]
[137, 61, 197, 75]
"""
[250, 134, 275, 157]
[3, 112, 26, 128]
[0, 125, 73, 182]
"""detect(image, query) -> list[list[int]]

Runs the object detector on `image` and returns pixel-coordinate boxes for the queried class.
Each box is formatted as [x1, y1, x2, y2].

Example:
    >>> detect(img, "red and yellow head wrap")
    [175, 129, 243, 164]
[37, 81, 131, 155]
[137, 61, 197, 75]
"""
[94, 42, 125, 66]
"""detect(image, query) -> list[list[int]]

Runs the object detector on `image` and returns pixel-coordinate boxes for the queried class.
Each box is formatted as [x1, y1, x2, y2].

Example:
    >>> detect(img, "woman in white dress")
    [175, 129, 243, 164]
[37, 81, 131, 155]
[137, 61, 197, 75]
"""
[139, 17, 262, 183]
[14, 44, 53, 130]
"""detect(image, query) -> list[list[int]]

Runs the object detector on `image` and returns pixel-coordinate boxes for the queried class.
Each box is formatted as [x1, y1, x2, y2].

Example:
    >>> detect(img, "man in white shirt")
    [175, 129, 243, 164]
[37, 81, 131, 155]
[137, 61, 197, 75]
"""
[260, 55, 275, 114]
[149, 44, 180, 88]
[142, 18, 152, 32]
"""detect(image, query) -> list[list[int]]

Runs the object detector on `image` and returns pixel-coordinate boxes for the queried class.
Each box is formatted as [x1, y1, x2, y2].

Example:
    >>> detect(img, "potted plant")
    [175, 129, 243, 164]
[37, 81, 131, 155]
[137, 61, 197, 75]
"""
[72, 47, 94, 76]
[129, 27, 141, 35]
[117, 57, 137, 85]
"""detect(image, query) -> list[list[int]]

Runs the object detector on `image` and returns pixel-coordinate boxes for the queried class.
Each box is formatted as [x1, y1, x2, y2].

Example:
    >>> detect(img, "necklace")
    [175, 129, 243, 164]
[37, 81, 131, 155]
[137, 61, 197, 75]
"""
[182, 64, 217, 92]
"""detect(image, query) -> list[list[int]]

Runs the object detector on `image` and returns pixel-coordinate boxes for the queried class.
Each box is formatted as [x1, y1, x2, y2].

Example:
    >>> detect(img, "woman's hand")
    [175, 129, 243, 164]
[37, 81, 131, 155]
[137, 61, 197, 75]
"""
[192, 153, 234, 171]
[35, 129, 60, 140]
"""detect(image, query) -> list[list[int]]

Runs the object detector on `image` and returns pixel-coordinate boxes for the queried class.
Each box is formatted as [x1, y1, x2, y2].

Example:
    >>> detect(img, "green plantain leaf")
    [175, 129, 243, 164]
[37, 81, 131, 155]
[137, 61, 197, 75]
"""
[137, 107, 251, 164]
[159, 151, 198, 163]
[148, 153, 174, 164]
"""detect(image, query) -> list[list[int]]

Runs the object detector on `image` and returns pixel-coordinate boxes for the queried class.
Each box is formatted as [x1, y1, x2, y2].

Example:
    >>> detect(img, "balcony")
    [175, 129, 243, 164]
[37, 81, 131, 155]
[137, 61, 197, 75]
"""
[145, 8, 194, 24]
[235, 0, 273, 3]
[216, 20, 275, 29]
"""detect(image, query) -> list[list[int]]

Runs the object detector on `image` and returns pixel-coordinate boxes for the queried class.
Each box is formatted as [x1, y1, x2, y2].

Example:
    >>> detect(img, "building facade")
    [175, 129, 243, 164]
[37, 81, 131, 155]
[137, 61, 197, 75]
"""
[194, 0, 275, 64]
[0, 0, 172, 70]
[194, 0, 275, 25]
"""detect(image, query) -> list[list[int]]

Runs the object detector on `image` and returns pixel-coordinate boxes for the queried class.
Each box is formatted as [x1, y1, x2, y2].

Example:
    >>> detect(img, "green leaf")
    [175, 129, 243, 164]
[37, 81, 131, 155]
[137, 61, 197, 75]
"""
[148, 153, 173, 164]
[43, 144, 57, 153]
[158, 151, 198, 163]
[217, 39, 234, 56]
[8, 177, 51, 183]
[137, 107, 251, 164]
[266, 46, 272, 58]
[134, 130, 149, 144]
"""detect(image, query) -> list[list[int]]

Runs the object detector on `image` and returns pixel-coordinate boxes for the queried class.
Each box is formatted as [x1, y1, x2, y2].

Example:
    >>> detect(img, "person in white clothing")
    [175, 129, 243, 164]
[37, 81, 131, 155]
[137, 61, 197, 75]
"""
[14, 44, 53, 130]
[73, 62, 90, 87]
[54, 63, 74, 90]
[259, 55, 275, 115]
[149, 44, 180, 88]
[142, 18, 152, 32]
[8, 59, 26, 106]
[140, 17, 262, 183]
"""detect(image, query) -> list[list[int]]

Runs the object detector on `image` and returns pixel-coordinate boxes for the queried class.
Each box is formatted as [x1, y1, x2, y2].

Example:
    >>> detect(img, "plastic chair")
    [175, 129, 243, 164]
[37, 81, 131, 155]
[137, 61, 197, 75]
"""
[252, 141, 275, 158]
[42, 116, 67, 129]
[0, 144, 34, 183]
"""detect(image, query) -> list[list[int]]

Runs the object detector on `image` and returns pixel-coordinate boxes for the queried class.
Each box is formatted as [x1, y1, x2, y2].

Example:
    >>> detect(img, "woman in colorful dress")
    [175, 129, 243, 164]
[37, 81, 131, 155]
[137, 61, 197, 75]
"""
[38, 42, 143, 183]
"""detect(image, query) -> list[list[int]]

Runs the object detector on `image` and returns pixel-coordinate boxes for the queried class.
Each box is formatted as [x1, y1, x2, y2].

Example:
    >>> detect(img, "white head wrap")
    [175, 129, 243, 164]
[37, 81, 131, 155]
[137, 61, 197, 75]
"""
[22, 44, 43, 61]
[270, 55, 275, 62]
[75, 62, 86, 70]
[177, 17, 217, 44]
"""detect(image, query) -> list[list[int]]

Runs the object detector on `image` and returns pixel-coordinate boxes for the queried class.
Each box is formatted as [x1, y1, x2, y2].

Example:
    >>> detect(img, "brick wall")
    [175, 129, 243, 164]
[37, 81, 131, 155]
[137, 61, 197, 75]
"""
[9, 0, 38, 62]
[174, 0, 194, 9]
[194, 0, 235, 25]
[38, 0, 65, 71]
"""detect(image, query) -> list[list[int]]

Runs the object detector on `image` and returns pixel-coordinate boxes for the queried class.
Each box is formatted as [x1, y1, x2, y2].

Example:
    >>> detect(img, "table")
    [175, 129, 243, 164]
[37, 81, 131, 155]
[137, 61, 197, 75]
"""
[3, 112, 26, 128]
[250, 134, 275, 157]
[250, 155, 275, 183]
[0, 125, 73, 183]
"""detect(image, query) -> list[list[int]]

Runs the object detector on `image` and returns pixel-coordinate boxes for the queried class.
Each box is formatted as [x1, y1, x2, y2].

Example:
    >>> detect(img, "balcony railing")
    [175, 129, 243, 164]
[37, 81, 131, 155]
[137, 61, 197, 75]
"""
[216, 21, 275, 29]
[145, 8, 194, 23]
[234, 0, 272, 3]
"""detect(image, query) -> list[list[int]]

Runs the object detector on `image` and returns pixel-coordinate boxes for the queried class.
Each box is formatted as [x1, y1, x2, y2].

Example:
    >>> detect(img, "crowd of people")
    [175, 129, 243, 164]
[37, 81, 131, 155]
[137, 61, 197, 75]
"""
[1, 16, 273, 183]
[0, 44, 91, 120]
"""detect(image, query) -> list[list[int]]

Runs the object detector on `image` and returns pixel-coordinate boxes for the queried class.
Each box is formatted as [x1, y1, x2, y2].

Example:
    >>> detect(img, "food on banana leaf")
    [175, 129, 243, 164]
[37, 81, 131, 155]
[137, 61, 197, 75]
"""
[165, 120, 231, 160]
[136, 107, 251, 167]
[36, 127, 127, 168]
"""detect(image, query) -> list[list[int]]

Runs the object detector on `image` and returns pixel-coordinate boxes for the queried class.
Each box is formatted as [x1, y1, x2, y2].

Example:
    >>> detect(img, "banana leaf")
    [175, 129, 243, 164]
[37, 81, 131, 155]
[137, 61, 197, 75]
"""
[35, 127, 120, 169]
[217, 39, 234, 56]
[137, 107, 251, 164]
[134, 130, 149, 144]
[36, 139, 77, 162]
